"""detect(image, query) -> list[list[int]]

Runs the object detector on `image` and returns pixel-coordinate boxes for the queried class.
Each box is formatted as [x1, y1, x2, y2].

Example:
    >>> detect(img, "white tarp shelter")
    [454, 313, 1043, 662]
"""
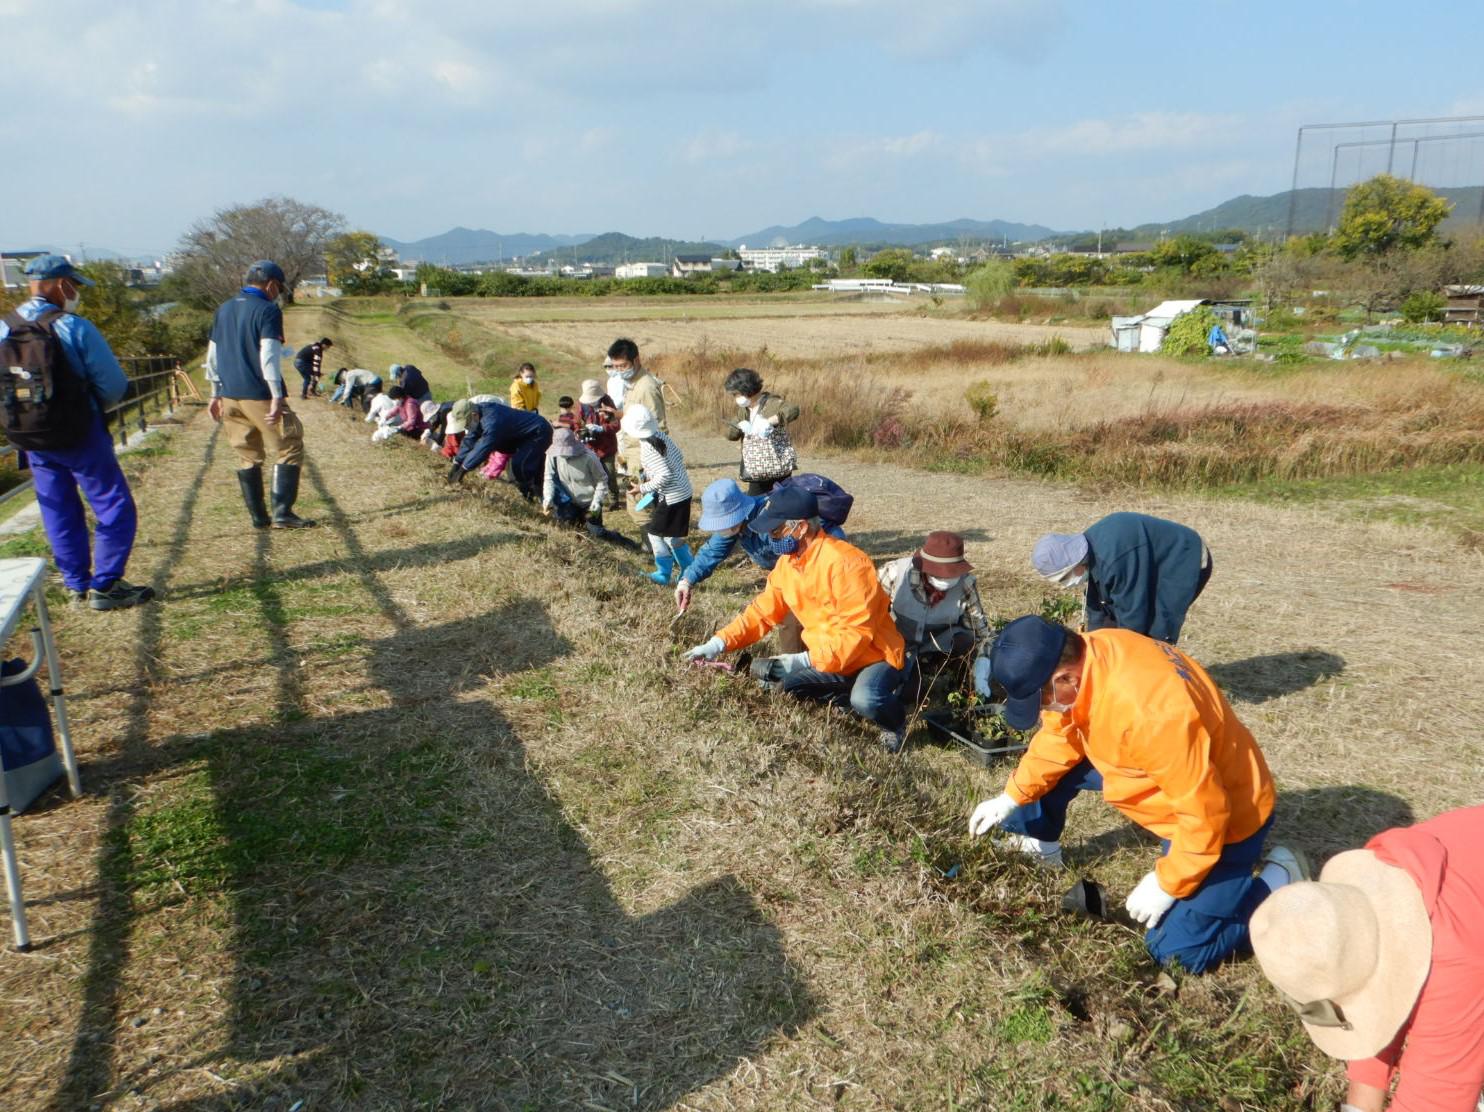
[1108, 299, 1209, 353]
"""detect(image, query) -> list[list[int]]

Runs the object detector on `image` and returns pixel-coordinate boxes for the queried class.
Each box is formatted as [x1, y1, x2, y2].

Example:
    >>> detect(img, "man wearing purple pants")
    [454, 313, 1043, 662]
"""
[0, 255, 153, 611]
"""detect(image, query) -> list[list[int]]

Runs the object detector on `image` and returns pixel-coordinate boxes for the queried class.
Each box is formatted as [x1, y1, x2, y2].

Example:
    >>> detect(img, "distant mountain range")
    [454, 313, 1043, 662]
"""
[727, 215, 1058, 248]
[382, 184, 1484, 266]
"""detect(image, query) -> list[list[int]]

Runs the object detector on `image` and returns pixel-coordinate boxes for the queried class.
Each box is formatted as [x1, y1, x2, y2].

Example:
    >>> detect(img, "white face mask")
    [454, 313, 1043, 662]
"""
[61, 282, 81, 313]
[1059, 571, 1087, 589]
[926, 575, 959, 591]
[735, 395, 751, 407]
[521, 375, 535, 384]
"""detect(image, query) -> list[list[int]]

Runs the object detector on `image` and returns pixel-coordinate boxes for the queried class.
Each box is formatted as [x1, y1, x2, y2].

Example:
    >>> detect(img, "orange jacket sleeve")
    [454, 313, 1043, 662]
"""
[1132, 709, 1232, 898]
[718, 572, 790, 651]
[1007, 713, 1088, 805]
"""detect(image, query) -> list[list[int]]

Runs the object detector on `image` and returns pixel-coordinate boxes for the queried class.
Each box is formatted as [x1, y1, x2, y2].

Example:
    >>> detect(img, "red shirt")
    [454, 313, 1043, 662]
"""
[1346, 805, 1484, 1110]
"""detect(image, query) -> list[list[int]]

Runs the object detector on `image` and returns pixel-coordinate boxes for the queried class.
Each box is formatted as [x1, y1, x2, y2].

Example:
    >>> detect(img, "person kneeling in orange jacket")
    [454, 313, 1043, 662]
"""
[968, 616, 1306, 973]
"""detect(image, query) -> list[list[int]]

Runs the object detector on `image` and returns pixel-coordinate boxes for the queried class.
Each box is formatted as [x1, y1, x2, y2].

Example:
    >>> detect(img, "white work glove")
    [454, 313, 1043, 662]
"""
[735, 418, 754, 436]
[685, 636, 725, 661]
[674, 579, 693, 614]
[973, 656, 993, 699]
[1124, 871, 1177, 928]
[773, 651, 811, 674]
[750, 420, 775, 439]
[586, 423, 603, 433]
[967, 792, 1019, 837]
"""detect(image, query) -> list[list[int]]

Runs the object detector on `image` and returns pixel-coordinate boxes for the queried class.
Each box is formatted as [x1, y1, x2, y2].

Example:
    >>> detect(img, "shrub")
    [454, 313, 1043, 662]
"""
[1160, 306, 1220, 357]
[964, 261, 1016, 308]
[1400, 290, 1445, 323]
[964, 382, 999, 422]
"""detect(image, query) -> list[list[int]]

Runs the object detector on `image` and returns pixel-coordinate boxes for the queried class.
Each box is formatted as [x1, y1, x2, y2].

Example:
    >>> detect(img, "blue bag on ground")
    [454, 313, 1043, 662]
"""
[772, 473, 853, 530]
[0, 657, 62, 814]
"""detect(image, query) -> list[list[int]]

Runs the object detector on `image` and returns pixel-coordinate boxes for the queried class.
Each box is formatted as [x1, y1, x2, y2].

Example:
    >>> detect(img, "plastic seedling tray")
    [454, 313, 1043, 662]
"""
[921, 705, 1028, 766]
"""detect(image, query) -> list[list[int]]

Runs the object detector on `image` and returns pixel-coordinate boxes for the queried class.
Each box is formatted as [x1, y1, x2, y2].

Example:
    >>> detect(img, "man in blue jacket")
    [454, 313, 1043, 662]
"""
[0, 256, 153, 610]
[1032, 511, 1211, 644]
[446, 399, 551, 500]
[206, 260, 315, 529]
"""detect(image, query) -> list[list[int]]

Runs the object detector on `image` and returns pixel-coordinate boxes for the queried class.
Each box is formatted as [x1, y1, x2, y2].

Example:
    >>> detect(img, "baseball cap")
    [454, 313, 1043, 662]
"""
[1032, 533, 1089, 580]
[989, 616, 1067, 730]
[245, 259, 287, 286]
[749, 485, 820, 535]
[23, 254, 94, 286]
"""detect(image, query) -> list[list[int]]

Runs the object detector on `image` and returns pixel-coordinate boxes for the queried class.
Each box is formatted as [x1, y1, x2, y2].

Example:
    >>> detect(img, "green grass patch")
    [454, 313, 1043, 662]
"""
[1216, 462, 1484, 535]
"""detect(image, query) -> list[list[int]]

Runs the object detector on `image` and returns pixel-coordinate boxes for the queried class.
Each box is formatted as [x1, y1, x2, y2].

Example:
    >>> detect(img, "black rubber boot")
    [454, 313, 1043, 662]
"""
[270, 464, 317, 529]
[236, 466, 271, 528]
[446, 462, 465, 484]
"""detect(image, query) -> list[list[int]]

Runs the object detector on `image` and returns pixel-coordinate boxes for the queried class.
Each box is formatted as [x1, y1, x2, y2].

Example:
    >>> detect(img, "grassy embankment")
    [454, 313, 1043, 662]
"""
[0, 298, 1388, 1109]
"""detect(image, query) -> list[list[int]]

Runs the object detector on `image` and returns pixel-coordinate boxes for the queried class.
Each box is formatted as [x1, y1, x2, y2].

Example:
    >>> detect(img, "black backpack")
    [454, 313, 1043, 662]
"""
[1, 310, 93, 451]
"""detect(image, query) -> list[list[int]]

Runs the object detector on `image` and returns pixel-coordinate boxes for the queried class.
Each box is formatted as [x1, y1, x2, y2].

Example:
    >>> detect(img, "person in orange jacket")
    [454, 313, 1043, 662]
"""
[967, 616, 1307, 973]
[685, 486, 910, 751]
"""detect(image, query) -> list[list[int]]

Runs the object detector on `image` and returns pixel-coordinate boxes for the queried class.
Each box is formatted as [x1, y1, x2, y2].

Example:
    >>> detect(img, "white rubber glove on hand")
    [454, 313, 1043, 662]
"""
[685, 636, 725, 661]
[967, 792, 1019, 837]
[973, 656, 993, 699]
[750, 419, 775, 439]
[735, 418, 754, 436]
[674, 579, 692, 613]
[774, 651, 811, 674]
[1125, 870, 1177, 927]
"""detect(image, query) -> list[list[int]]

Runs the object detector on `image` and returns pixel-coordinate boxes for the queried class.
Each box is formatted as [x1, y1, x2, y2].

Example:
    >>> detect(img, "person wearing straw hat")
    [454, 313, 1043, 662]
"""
[686, 486, 909, 752]
[1032, 512, 1212, 645]
[877, 531, 995, 705]
[620, 403, 694, 584]
[1249, 805, 1484, 1112]
[967, 616, 1306, 973]
[577, 378, 621, 496]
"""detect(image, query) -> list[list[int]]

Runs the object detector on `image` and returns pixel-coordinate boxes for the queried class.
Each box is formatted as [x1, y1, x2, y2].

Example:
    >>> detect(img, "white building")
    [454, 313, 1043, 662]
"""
[737, 244, 826, 272]
[616, 262, 668, 279]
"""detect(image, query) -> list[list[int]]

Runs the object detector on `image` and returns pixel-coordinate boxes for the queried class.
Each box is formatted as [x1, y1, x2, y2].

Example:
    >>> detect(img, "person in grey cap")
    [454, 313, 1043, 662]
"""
[0, 255, 154, 609]
[1032, 511, 1211, 644]
[204, 260, 314, 528]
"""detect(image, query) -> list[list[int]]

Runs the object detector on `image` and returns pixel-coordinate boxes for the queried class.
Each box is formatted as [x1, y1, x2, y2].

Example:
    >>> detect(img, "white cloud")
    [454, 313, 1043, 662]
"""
[679, 130, 752, 163]
[1023, 112, 1243, 158]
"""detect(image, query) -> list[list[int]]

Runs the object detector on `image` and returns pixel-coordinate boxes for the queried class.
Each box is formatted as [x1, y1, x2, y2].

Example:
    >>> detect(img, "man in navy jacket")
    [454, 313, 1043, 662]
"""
[1032, 512, 1211, 644]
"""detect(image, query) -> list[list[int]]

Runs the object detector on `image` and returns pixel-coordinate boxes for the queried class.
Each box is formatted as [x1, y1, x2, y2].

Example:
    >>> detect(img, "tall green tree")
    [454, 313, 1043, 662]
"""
[324, 230, 385, 287]
[1332, 174, 1452, 260]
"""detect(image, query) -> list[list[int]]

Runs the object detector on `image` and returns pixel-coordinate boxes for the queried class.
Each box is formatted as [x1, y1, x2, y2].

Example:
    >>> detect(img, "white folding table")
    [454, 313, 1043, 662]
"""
[0, 557, 81, 952]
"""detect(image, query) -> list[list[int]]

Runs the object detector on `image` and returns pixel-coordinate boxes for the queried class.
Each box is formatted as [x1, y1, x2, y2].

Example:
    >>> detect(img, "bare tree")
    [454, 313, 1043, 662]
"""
[172, 196, 345, 308]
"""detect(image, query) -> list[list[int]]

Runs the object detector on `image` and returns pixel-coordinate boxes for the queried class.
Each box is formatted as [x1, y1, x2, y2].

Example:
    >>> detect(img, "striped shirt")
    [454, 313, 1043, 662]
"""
[637, 432, 693, 505]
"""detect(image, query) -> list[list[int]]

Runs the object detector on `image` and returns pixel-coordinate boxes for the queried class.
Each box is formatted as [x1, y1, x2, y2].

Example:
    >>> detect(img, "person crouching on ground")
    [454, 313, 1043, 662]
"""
[967, 616, 1305, 973]
[621, 404, 694, 584]
[878, 531, 994, 707]
[446, 398, 552, 500]
[541, 427, 610, 531]
[686, 486, 910, 752]
[1249, 805, 1484, 1112]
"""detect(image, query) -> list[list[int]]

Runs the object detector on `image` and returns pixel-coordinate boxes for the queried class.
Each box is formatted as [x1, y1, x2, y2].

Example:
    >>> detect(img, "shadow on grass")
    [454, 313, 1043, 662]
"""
[51, 444, 814, 1110]
[1273, 786, 1414, 862]
[1206, 650, 1346, 704]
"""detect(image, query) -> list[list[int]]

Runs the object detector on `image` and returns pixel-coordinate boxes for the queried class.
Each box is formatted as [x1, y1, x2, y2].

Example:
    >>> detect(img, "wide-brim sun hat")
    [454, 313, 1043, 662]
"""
[620, 404, 660, 440]
[550, 427, 582, 457]
[916, 530, 973, 577]
[1249, 849, 1431, 1061]
[579, 378, 604, 405]
[446, 399, 473, 436]
[1032, 532, 1089, 581]
[698, 479, 758, 532]
[420, 401, 441, 423]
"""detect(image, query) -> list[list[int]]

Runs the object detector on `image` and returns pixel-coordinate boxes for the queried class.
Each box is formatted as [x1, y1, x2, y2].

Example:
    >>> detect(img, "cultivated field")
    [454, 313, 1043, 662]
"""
[2, 294, 1482, 1110]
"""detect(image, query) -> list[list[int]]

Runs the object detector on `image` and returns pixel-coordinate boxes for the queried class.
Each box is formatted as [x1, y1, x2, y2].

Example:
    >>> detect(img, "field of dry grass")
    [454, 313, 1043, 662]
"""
[0, 299, 1480, 1110]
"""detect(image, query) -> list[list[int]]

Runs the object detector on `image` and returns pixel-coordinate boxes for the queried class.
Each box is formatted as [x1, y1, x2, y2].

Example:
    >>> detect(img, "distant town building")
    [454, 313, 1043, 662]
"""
[1, 250, 50, 289]
[616, 262, 668, 279]
[671, 255, 713, 278]
[737, 244, 826, 272]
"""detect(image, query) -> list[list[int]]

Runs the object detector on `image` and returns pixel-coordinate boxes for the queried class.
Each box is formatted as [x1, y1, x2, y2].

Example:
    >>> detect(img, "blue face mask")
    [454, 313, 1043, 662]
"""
[768, 528, 801, 556]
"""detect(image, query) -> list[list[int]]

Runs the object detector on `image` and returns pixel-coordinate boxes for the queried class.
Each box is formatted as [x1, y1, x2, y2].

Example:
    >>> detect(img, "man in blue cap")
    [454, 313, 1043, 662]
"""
[1032, 512, 1211, 644]
[685, 485, 909, 751]
[205, 260, 314, 528]
[0, 255, 153, 609]
[967, 615, 1304, 974]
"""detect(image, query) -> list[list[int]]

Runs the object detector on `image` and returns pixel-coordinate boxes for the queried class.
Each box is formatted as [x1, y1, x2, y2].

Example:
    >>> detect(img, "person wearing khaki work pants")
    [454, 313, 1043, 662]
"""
[204, 259, 316, 529]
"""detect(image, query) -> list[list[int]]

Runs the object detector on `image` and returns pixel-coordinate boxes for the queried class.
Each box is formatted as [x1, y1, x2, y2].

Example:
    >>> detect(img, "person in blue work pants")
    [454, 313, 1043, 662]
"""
[446, 400, 552, 500]
[0, 255, 153, 611]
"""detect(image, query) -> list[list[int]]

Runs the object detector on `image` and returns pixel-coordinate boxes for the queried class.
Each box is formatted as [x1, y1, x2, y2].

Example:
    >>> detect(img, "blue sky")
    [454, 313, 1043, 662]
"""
[4, 0, 1481, 254]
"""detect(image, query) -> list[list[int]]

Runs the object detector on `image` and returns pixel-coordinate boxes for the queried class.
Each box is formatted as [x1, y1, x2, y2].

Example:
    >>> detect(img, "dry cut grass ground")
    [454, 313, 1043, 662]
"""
[0, 302, 1480, 1110]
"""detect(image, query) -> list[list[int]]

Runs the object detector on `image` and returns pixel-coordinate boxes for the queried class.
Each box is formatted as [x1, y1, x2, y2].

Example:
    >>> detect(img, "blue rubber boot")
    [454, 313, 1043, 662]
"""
[646, 553, 676, 585]
[671, 543, 694, 576]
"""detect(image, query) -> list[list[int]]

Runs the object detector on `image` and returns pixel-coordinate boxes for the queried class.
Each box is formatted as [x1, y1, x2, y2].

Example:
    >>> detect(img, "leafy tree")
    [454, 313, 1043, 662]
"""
[838, 246, 858, 271]
[1332, 174, 1451, 260]
[861, 248, 916, 283]
[1400, 290, 1445, 323]
[1148, 235, 1218, 273]
[324, 230, 384, 286]
[172, 196, 346, 308]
